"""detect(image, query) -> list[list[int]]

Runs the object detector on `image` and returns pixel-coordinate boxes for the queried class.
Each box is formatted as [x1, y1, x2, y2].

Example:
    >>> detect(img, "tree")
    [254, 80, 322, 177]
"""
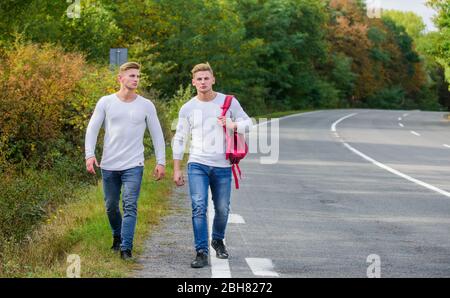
[382, 10, 426, 40]
[427, 0, 450, 87]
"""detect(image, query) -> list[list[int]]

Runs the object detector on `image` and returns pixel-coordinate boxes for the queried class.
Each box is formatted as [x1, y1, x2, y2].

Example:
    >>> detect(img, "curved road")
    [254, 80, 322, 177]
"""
[137, 109, 450, 278]
[227, 109, 450, 278]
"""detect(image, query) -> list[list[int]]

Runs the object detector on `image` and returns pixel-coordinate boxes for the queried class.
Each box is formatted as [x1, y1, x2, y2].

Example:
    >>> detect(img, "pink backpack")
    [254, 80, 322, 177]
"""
[221, 95, 248, 189]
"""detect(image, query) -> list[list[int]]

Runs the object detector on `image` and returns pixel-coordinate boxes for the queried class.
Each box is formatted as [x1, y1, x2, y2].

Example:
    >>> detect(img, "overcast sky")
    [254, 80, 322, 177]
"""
[369, 0, 438, 31]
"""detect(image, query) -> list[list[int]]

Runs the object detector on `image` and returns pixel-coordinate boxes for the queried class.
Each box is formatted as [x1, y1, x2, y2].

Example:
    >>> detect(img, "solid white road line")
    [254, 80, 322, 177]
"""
[208, 188, 231, 278]
[332, 114, 450, 199]
[228, 214, 246, 224]
[331, 113, 358, 132]
[254, 110, 322, 129]
[245, 258, 279, 277]
[410, 131, 421, 136]
[399, 123, 404, 127]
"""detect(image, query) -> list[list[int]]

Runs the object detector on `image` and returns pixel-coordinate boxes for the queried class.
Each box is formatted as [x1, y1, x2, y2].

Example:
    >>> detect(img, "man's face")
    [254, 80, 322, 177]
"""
[192, 70, 215, 93]
[118, 68, 140, 90]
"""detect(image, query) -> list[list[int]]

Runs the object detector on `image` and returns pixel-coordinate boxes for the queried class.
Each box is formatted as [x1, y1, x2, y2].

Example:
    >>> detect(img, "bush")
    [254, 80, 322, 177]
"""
[0, 41, 84, 169]
[0, 40, 117, 250]
[365, 86, 406, 109]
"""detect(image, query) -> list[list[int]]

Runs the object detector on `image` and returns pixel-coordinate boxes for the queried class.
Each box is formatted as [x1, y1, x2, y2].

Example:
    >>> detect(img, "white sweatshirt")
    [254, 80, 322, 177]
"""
[85, 94, 166, 171]
[172, 92, 252, 168]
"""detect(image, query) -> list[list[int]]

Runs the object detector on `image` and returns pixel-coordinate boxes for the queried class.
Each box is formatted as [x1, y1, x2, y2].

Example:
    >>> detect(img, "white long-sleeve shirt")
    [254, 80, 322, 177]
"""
[172, 92, 252, 168]
[85, 94, 166, 171]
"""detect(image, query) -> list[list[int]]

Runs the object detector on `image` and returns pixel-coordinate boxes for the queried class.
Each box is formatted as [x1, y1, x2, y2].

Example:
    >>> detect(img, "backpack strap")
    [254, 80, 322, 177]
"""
[221, 95, 233, 116]
[221, 95, 241, 189]
[232, 164, 240, 189]
[221, 95, 234, 160]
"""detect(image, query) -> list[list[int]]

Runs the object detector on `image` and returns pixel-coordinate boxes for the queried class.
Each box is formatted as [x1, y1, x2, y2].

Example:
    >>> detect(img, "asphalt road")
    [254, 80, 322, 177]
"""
[136, 109, 450, 278]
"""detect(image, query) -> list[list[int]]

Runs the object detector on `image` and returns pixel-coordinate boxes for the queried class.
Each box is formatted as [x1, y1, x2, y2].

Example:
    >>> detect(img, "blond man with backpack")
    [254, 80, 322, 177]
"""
[172, 63, 252, 268]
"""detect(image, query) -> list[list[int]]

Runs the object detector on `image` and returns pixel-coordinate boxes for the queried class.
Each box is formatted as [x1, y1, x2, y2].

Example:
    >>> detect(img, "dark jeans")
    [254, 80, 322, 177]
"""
[187, 162, 232, 253]
[101, 166, 144, 251]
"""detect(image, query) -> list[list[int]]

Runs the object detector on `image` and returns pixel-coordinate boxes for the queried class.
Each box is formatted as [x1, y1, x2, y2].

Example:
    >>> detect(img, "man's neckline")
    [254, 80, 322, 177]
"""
[195, 92, 219, 103]
[115, 93, 139, 103]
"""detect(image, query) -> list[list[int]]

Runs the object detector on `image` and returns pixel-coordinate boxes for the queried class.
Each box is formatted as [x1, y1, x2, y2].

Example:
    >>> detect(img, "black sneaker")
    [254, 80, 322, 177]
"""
[211, 239, 229, 259]
[111, 236, 121, 252]
[120, 249, 132, 260]
[190, 250, 208, 268]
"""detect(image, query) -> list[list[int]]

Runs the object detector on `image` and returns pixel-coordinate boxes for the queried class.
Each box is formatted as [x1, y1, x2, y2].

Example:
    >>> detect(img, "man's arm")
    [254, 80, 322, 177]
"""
[220, 97, 253, 134]
[172, 108, 190, 186]
[146, 103, 166, 180]
[173, 159, 185, 186]
[85, 98, 106, 174]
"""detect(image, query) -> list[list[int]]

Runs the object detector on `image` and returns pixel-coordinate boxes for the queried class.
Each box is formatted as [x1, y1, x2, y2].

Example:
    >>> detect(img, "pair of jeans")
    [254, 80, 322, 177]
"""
[101, 166, 144, 251]
[187, 162, 232, 253]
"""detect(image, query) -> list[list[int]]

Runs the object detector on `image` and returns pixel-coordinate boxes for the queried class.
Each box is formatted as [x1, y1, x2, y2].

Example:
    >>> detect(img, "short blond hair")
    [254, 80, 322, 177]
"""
[191, 62, 214, 77]
[119, 62, 141, 73]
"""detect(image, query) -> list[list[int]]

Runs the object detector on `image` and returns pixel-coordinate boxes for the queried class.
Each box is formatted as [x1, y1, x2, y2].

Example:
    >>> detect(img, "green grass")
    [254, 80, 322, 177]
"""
[0, 154, 175, 278]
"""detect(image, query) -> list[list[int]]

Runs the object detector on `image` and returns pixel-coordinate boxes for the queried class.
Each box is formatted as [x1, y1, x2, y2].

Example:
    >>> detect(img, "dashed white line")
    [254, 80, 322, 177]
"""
[410, 131, 421, 136]
[398, 117, 402, 121]
[228, 214, 246, 224]
[245, 258, 279, 277]
[444, 144, 450, 148]
[208, 189, 231, 278]
[332, 114, 450, 199]
[399, 123, 404, 128]
[403, 113, 409, 117]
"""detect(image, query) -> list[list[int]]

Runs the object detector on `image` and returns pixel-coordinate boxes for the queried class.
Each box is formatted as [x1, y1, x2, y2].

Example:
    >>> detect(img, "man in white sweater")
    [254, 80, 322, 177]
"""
[172, 63, 252, 268]
[85, 62, 166, 260]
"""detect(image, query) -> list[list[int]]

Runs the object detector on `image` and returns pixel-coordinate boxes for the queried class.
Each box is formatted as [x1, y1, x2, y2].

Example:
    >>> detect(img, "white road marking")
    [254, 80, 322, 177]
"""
[398, 117, 402, 121]
[208, 189, 231, 278]
[331, 113, 358, 132]
[228, 214, 246, 224]
[254, 111, 322, 128]
[410, 131, 421, 136]
[399, 123, 404, 128]
[332, 114, 450, 199]
[444, 144, 450, 148]
[245, 258, 279, 277]
[403, 113, 409, 117]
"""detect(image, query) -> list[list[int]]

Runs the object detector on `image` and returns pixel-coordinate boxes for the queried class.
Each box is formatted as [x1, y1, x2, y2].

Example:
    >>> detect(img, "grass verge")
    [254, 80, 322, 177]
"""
[1, 155, 175, 277]
[255, 109, 314, 119]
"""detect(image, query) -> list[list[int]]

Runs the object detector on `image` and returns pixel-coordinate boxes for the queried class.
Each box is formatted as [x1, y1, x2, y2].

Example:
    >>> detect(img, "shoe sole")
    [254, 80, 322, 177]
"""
[191, 263, 208, 268]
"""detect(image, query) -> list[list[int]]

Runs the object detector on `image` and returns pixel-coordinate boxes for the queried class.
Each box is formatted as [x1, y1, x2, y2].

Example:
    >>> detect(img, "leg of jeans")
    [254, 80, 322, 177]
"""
[188, 162, 210, 253]
[210, 166, 232, 241]
[101, 169, 123, 238]
[120, 166, 144, 251]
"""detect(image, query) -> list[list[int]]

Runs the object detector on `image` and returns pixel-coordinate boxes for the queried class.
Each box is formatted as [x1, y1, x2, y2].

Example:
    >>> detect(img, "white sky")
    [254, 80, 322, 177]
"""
[369, 0, 438, 31]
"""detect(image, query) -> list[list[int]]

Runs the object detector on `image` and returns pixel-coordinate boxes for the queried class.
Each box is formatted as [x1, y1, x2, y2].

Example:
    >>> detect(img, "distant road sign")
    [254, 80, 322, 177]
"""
[110, 48, 128, 68]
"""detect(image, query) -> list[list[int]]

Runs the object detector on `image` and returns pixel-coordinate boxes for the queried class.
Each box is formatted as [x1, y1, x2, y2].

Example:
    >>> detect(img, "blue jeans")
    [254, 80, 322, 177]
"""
[101, 166, 144, 251]
[187, 162, 232, 253]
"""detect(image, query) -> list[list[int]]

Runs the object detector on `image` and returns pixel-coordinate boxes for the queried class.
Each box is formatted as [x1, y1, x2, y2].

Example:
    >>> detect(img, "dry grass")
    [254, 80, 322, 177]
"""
[0, 157, 174, 277]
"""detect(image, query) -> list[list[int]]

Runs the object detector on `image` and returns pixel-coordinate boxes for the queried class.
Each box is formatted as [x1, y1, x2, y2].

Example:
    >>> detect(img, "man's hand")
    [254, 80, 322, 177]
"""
[86, 157, 99, 175]
[153, 164, 165, 181]
[173, 169, 185, 186]
[217, 116, 237, 130]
